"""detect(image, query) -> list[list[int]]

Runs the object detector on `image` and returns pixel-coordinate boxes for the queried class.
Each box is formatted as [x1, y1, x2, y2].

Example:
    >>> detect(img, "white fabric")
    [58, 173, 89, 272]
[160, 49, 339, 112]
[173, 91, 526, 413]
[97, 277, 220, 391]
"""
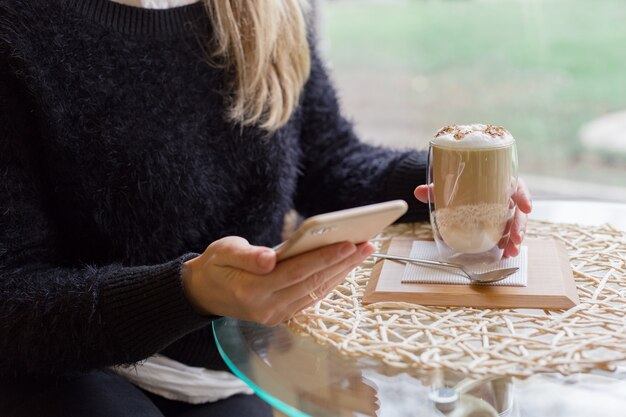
[112, 354, 253, 404]
[401, 241, 528, 286]
[112, 0, 199, 9]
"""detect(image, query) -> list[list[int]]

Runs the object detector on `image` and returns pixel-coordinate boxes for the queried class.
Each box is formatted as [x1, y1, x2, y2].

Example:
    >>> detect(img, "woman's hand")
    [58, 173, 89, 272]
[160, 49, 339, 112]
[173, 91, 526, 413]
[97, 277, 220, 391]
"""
[182, 237, 375, 325]
[413, 178, 532, 258]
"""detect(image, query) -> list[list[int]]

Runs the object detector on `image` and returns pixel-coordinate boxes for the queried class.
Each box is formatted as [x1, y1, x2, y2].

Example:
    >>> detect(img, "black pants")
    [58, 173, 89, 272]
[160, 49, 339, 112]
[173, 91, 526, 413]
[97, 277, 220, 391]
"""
[0, 370, 273, 417]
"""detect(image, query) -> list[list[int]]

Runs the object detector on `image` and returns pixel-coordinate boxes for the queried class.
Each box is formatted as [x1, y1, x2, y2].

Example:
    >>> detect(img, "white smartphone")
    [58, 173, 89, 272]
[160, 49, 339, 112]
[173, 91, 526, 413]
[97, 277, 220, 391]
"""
[274, 200, 408, 261]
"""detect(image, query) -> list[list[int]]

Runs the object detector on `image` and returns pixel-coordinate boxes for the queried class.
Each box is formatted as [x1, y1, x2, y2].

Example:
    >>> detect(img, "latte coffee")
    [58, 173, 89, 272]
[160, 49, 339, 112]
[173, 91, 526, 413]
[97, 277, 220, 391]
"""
[428, 124, 517, 265]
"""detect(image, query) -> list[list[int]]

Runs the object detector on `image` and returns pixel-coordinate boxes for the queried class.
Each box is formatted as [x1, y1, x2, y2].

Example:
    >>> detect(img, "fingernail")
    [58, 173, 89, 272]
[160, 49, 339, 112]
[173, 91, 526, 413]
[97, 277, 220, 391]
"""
[360, 243, 375, 256]
[519, 230, 525, 241]
[257, 251, 275, 269]
[341, 243, 356, 256]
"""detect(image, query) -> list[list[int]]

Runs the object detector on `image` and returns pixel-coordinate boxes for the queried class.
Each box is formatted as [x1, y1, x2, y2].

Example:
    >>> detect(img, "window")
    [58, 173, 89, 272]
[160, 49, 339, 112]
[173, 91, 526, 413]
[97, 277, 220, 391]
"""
[320, 0, 626, 201]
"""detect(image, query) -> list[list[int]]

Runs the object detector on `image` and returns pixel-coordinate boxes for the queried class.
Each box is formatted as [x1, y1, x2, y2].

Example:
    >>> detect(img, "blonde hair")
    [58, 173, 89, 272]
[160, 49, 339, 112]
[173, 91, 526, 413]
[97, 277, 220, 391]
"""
[204, 1, 311, 133]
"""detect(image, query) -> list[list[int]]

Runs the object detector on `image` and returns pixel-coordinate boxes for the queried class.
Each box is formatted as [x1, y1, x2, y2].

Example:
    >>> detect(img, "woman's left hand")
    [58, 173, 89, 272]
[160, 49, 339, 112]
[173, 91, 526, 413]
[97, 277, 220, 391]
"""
[413, 178, 532, 258]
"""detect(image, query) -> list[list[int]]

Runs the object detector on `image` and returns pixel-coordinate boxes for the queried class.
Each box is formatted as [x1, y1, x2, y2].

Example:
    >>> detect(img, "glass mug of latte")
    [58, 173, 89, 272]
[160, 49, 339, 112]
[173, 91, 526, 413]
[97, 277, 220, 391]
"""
[427, 124, 518, 265]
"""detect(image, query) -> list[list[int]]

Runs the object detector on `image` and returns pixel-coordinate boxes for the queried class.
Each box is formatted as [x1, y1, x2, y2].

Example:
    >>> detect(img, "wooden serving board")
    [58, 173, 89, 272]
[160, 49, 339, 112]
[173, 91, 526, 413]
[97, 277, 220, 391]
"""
[363, 238, 579, 309]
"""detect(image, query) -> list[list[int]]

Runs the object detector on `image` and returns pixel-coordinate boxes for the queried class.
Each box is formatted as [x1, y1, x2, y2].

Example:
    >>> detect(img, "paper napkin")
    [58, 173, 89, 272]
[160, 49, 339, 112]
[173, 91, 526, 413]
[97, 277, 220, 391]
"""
[400, 241, 528, 287]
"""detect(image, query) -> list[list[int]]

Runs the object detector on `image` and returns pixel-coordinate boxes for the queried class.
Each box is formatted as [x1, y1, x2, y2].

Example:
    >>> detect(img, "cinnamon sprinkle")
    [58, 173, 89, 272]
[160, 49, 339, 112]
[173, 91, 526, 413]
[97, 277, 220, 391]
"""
[435, 124, 509, 140]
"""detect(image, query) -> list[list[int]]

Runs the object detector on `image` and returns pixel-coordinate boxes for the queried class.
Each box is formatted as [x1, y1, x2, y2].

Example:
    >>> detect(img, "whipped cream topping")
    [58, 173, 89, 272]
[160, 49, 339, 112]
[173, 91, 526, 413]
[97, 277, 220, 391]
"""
[432, 124, 515, 148]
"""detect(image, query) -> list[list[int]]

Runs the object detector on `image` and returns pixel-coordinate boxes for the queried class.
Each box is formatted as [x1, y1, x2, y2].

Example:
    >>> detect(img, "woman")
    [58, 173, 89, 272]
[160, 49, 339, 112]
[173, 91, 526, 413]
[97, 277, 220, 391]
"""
[0, 0, 531, 416]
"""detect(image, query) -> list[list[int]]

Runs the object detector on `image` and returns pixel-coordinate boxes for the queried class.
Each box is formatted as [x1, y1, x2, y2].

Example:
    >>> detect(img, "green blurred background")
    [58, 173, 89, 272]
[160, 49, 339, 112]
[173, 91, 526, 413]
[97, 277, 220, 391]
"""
[319, 0, 626, 198]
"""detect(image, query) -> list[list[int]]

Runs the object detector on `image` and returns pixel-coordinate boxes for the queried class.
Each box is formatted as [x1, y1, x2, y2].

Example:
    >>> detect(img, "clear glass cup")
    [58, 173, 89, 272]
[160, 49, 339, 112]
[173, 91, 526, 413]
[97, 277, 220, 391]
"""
[427, 138, 518, 265]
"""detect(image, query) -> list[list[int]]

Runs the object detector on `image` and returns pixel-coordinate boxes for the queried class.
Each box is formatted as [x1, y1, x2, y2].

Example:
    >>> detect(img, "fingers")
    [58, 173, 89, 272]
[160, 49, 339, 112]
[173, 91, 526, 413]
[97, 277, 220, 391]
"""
[258, 243, 375, 325]
[509, 208, 528, 245]
[277, 243, 375, 301]
[502, 178, 531, 258]
[269, 241, 358, 290]
[282, 260, 366, 321]
[513, 178, 532, 214]
[209, 236, 276, 275]
[503, 241, 520, 258]
[413, 184, 433, 204]
[503, 208, 527, 258]
[497, 220, 511, 250]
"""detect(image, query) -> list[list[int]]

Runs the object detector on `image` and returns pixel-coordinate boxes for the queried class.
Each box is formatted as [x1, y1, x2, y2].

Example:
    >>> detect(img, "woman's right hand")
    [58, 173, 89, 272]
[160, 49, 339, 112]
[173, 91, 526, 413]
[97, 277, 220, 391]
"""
[181, 237, 375, 326]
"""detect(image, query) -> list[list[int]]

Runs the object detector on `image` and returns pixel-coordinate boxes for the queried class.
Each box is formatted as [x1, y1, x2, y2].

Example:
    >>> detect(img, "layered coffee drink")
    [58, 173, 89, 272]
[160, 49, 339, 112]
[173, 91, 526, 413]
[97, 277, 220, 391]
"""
[428, 124, 518, 265]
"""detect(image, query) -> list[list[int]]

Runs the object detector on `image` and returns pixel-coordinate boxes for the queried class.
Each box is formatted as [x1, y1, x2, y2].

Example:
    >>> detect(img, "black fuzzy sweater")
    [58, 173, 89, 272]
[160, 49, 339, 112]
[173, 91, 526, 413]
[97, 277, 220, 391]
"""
[0, 0, 427, 379]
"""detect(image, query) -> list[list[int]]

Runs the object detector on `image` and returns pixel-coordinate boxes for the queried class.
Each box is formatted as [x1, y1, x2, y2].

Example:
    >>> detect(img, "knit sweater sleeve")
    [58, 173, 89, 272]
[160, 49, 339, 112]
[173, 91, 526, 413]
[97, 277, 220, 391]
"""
[0, 54, 214, 378]
[294, 46, 429, 223]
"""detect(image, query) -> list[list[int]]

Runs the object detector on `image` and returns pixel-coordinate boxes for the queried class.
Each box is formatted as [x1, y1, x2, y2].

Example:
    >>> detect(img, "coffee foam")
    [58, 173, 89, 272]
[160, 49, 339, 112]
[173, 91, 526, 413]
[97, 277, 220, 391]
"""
[432, 124, 515, 149]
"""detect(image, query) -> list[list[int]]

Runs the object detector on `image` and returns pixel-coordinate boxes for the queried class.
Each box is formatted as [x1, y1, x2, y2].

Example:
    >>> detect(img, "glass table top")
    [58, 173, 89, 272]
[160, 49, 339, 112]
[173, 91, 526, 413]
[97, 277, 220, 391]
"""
[213, 201, 626, 416]
[213, 317, 626, 417]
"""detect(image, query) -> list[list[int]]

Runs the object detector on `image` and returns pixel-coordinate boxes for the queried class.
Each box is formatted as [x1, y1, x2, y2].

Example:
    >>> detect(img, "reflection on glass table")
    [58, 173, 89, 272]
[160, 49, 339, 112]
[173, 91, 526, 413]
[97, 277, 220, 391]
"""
[213, 318, 626, 417]
[214, 201, 626, 417]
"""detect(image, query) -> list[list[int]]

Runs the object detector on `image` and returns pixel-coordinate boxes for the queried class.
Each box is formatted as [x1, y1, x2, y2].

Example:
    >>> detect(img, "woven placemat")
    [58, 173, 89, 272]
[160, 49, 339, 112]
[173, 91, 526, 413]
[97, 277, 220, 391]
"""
[288, 220, 626, 378]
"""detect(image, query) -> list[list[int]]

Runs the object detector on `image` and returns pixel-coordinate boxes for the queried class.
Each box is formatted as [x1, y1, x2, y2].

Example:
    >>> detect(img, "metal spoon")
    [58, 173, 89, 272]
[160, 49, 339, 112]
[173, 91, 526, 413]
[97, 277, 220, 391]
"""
[371, 253, 519, 284]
